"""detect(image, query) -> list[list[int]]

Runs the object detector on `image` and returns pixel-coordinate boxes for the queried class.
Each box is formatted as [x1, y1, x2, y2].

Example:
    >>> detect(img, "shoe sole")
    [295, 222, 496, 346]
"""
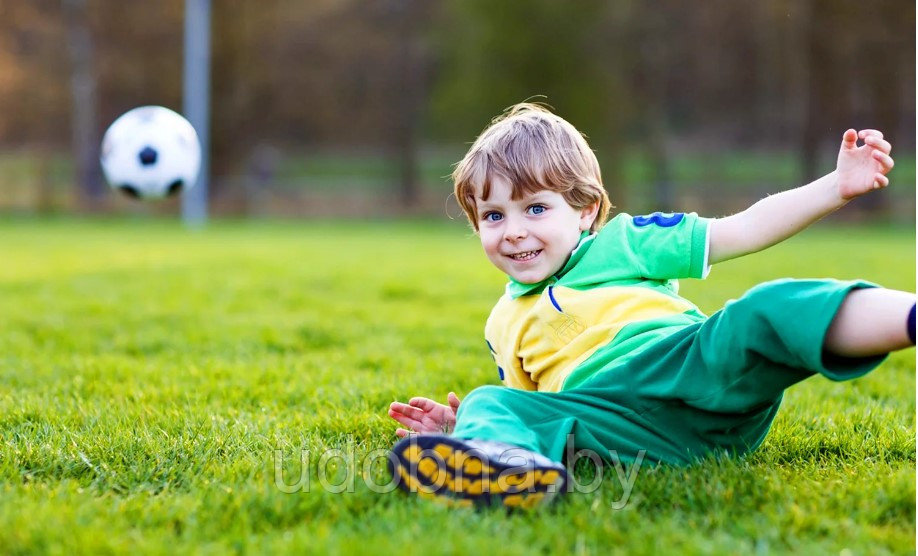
[387, 434, 568, 509]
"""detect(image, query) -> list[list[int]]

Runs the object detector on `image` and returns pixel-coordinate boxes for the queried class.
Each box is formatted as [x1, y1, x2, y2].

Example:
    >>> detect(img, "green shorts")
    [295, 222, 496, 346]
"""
[453, 279, 886, 465]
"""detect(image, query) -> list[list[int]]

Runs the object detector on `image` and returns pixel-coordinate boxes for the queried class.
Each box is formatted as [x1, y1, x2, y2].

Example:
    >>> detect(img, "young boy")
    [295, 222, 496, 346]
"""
[387, 103, 916, 509]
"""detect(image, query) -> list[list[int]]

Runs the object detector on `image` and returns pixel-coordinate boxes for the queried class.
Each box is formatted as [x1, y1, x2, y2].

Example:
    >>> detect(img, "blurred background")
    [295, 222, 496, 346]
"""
[0, 0, 914, 221]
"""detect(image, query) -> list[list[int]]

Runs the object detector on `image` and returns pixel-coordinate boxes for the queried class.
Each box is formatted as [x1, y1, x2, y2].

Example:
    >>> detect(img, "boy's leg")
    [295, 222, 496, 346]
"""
[389, 385, 574, 509]
[620, 278, 902, 457]
[388, 383, 698, 508]
[824, 288, 916, 356]
[452, 385, 699, 465]
[389, 386, 704, 507]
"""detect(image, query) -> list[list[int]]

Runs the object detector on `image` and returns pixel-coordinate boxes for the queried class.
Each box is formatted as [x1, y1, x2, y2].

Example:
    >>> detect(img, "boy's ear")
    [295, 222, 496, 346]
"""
[579, 201, 600, 231]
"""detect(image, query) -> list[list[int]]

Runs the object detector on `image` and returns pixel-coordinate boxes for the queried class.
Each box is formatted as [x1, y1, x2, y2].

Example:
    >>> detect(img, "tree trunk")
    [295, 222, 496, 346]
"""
[389, 0, 429, 209]
[640, 11, 673, 210]
[795, 0, 822, 184]
[62, 0, 104, 210]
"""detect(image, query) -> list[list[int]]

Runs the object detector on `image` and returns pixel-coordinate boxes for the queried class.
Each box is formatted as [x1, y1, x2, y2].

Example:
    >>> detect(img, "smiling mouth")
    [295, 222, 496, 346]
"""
[508, 250, 542, 262]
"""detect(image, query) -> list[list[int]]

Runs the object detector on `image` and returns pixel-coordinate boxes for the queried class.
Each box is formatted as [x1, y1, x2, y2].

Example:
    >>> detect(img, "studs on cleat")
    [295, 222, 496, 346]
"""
[540, 470, 560, 485]
[433, 443, 453, 460]
[402, 445, 421, 462]
[388, 434, 568, 510]
[417, 456, 439, 479]
[504, 492, 546, 509]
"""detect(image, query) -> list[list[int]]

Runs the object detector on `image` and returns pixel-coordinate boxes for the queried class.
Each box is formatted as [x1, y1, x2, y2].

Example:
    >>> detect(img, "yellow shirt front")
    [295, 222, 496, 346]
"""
[485, 212, 710, 392]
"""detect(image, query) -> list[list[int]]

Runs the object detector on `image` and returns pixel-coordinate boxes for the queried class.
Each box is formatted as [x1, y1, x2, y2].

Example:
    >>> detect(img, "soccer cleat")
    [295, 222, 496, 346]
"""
[388, 434, 568, 509]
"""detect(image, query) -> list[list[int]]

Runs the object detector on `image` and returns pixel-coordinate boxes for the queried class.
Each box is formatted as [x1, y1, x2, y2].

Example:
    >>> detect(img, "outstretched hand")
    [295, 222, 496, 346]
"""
[388, 392, 462, 438]
[836, 129, 894, 200]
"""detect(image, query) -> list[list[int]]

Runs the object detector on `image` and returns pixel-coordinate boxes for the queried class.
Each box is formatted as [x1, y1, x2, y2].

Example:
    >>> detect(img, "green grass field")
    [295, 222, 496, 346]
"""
[0, 217, 914, 554]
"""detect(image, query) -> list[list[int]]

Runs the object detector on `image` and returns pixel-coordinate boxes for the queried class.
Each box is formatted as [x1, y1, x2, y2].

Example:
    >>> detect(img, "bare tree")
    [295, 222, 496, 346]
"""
[387, 0, 433, 208]
[62, 0, 104, 208]
[635, 5, 674, 210]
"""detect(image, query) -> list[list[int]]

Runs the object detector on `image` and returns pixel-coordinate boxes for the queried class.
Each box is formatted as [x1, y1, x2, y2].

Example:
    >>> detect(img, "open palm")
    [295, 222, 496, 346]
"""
[836, 129, 894, 200]
[388, 393, 462, 438]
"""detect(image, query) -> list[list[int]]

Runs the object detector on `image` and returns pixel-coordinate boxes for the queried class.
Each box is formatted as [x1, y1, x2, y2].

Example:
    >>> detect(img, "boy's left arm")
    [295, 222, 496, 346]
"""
[708, 129, 894, 265]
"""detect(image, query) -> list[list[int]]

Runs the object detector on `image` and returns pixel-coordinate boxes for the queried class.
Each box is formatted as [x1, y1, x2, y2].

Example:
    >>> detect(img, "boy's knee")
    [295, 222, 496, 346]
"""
[720, 280, 781, 319]
[730, 279, 825, 316]
[714, 279, 815, 339]
[717, 278, 862, 350]
[744, 278, 852, 299]
[462, 385, 508, 406]
[455, 385, 517, 423]
[744, 278, 803, 299]
[460, 385, 532, 414]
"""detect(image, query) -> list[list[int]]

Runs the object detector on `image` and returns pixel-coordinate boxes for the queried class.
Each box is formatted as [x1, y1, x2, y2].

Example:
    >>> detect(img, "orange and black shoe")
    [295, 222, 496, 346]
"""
[388, 434, 568, 509]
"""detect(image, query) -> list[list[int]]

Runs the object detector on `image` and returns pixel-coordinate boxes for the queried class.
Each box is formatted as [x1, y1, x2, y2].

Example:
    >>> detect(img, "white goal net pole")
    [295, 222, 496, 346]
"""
[182, 0, 211, 226]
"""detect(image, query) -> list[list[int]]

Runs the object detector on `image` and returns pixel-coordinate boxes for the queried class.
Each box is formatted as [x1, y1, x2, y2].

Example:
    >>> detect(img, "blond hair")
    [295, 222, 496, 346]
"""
[452, 102, 611, 232]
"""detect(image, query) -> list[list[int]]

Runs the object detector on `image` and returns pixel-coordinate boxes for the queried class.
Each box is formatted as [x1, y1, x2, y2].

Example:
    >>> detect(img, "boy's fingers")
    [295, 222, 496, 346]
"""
[408, 397, 435, 410]
[395, 428, 412, 438]
[865, 136, 892, 154]
[841, 129, 858, 149]
[391, 404, 425, 419]
[389, 401, 410, 413]
[858, 129, 883, 140]
[390, 412, 423, 430]
[447, 392, 461, 408]
[389, 408, 417, 425]
[871, 150, 894, 170]
[874, 173, 889, 188]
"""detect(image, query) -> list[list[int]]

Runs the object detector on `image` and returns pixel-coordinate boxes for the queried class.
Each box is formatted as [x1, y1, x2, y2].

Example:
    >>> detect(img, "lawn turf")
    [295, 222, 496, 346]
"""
[0, 217, 914, 554]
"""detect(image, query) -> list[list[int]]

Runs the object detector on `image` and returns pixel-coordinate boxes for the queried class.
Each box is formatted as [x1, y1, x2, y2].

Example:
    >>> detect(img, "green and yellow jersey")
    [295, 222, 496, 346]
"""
[485, 212, 711, 392]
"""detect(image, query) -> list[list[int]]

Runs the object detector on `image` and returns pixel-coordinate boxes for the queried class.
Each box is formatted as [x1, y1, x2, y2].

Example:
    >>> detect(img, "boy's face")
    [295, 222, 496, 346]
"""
[475, 177, 597, 284]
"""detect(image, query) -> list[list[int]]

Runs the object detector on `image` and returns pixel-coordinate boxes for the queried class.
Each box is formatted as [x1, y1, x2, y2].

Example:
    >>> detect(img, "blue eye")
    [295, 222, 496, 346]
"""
[483, 212, 503, 222]
[528, 205, 546, 215]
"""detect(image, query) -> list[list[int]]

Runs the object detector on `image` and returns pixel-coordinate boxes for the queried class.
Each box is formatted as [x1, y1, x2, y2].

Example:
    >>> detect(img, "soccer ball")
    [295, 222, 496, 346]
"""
[100, 106, 201, 199]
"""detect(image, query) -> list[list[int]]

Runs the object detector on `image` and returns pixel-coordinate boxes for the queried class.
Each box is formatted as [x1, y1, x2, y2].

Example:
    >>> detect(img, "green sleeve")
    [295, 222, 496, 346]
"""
[587, 212, 710, 280]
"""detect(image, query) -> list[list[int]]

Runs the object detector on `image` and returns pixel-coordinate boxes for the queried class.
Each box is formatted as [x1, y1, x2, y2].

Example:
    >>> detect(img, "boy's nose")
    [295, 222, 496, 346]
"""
[503, 221, 528, 241]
